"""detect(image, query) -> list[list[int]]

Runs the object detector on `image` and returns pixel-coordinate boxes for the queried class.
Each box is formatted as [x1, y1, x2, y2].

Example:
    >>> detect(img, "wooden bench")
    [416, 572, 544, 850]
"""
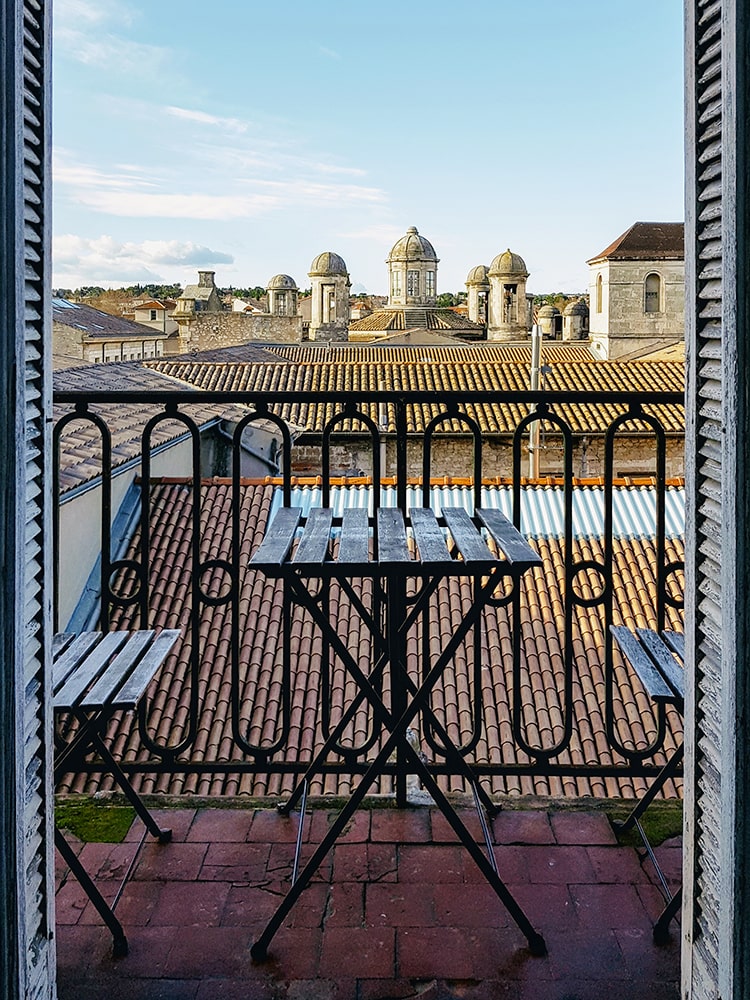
[54, 629, 180, 957]
[610, 625, 684, 943]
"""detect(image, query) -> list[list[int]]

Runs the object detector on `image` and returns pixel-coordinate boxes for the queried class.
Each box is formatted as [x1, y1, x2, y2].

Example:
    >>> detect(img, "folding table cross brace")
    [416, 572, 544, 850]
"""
[249, 505, 547, 960]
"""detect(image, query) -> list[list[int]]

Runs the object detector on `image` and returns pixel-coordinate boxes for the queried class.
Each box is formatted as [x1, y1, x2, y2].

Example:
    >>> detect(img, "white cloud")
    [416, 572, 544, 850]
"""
[53, 234, 234, 286]
[75, 190, 280, 220]
[165, 106, 248, 134]
[54, 0, 135, 27]
[55, 27, 171, 73]
[54, 146, 386, 221]
[318, 46, 342, 60]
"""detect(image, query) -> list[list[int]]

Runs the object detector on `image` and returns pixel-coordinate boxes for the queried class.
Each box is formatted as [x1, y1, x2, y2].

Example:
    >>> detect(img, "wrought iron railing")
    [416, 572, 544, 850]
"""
[52, 386, 685, 797]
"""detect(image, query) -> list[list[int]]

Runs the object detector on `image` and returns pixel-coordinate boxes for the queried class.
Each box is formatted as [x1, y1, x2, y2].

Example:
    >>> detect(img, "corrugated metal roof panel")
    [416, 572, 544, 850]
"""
[273, 484, 684, 539]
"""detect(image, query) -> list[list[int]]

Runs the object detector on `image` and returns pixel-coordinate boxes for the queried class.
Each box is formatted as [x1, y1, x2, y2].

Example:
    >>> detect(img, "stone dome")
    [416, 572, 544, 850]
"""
[537, 304, 561, 318]
[564, 297, 589, 316]
[309, 251, 348, 276]
[466, 264, 490, 285]
[387, 226, 438, 263]
[489, 249, 528, 277]
[267, 273, 298, 290]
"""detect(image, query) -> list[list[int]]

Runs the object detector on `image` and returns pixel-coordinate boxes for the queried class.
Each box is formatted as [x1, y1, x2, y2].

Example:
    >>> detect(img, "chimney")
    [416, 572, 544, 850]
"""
[198, 270, 215, 288]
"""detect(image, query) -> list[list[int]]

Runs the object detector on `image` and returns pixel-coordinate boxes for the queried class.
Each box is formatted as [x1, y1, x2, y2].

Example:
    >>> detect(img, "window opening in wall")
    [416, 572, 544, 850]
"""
[392, 270, 402, 298]
[426, 270, 435, 297]
[407, 270, 419, 297]
[645, 272, 661, 313]
[596, 274, 603, 313]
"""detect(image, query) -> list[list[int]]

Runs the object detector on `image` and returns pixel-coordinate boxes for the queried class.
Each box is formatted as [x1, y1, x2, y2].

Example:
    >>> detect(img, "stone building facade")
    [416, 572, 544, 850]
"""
[587, 222, 685, 359]
[289, 430, 685, 482]
[173, 311, 301, 351]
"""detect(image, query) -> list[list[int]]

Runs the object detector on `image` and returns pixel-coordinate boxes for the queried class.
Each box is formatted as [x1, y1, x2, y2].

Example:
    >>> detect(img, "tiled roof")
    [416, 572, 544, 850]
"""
[59, 481, 684, 801]
[146, 358, 685, 435]
[179, 285, 216, 301]
[53, 364, 251, 494]
[349, 309, 484, 333]
[588, 222, 685, 263]
[270, 344, 597, 363]
[52, 299, 163, 340]
[162, 343, 291, 364]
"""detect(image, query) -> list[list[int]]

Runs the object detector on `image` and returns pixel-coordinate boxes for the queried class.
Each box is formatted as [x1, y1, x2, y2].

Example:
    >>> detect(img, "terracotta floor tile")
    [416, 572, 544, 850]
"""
[550, 809, 618, 845]
[587, 845, 650, 884]
[254, 925, 323, 978]
[429, 807, 486, 843]
[431, 880, 512, 928]
[149, 880, 231, 927]
[54, 805, 680, 999]
[333, 842, 398, 883]
[370, 807, 431, 843]
[186, 808, 255, 843]
[134, 842, 208, 882]
[398, 844, 464, 883]
[247, 809, 310, 844]
[396, 926, 483, 979]
[491, 810, 555, 845]
[309, 808, 371, 844]
[571, 882, 654, 930]
[366, 881, 437, 927]
[520, 845, 597, 885]
[162, 925, 254, 979]
[319, 926, 396, 978]
[125, 809, 196, 843]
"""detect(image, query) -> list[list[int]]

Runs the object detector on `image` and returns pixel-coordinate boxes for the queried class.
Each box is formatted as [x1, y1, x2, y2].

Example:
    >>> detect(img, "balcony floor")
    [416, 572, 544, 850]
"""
[55, 804, 681, 1000]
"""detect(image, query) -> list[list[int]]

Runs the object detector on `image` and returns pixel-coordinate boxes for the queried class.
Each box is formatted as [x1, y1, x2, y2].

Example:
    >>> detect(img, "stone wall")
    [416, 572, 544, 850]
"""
[589, 259, 685, 359]
[288, 433, 685, 481]
[175, 312, 302, 351]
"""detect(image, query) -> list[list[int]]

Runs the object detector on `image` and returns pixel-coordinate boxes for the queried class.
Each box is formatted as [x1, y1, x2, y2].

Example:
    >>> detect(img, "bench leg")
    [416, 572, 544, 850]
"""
[89, 729, 172, 843]
[55, 826, 128, 958]
[612, 744, 684, 834]
[654, 886, 682, 944]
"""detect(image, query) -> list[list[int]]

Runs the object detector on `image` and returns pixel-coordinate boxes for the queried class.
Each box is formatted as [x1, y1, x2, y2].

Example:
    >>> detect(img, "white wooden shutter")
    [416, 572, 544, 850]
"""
[0, 1, 54, 998]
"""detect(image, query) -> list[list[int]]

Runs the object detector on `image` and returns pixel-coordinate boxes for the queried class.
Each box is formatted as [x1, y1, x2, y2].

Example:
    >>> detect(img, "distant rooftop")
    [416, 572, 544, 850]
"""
[588, 222, 685, 263]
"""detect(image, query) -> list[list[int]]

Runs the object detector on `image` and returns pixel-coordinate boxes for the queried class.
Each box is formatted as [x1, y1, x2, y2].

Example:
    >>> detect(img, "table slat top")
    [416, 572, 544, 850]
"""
[252, 505, 539, 578]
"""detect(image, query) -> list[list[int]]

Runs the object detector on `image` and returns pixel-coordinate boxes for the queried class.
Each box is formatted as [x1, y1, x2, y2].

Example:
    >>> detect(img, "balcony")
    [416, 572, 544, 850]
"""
[52, 378, 684, 997]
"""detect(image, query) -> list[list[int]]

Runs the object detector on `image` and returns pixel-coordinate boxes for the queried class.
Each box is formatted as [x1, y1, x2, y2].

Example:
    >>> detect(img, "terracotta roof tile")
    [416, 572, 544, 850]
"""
[146, 358, 683, 436]
[57, 482, 684, 804]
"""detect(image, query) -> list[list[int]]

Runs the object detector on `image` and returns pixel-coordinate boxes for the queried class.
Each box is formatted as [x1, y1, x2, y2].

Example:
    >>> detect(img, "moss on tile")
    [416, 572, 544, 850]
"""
[56, 798, 134, 843]
[607, 800, 683, 848]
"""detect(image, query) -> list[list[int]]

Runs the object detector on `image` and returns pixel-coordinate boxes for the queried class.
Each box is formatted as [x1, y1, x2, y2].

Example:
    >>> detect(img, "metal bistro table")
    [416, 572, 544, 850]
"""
[249, 503, 547, 960]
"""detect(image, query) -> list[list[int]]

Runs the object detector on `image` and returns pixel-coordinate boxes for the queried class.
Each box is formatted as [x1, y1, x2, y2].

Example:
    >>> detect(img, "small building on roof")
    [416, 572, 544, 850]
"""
[52, 298, 172, 365]
[173, 269, 223, 315]
[587, 222, 685, 360]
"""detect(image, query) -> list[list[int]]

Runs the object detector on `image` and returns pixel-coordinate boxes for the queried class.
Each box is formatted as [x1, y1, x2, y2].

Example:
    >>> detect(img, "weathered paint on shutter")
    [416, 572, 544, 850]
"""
[685, 0, 723, 992]
[22, 1, 54, 996]
[685, 0, 750, 997]
[0, 1, 54, 998]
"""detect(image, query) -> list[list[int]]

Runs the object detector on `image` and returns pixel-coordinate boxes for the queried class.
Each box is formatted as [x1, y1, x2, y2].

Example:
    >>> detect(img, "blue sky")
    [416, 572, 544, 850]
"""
[52, 0, 685, 296]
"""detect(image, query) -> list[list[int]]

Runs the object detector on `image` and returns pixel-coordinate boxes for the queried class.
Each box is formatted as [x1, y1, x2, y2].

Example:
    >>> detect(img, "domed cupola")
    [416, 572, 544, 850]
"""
[386, 226, 439, 307]
[266, 273, 299, 316]
[487, 248, 531, 341]
[308, 250, 350, 341]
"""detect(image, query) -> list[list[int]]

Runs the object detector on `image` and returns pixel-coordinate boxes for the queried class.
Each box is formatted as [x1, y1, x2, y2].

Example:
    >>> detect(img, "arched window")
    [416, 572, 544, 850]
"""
[596, 274, 603, 313]
[645, 272, 661, 313]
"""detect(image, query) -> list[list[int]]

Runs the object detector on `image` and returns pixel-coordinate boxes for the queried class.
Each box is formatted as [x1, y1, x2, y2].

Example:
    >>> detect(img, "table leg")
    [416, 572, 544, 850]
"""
[55, 826, 128, 958]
